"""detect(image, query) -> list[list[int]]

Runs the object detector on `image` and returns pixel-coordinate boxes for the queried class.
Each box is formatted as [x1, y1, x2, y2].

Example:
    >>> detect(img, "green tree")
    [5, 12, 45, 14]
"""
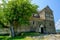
[0, 0, 9, 28]
[1, 0, 38, 37]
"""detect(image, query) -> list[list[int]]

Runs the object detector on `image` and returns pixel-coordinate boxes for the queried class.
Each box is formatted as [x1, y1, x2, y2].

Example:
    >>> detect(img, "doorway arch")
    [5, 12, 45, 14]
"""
[39, 24, 44, 33]
[41, 27, 44, 33]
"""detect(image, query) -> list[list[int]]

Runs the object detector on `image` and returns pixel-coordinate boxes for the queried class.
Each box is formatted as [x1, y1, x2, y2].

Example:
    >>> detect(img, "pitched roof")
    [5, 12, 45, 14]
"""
[39, 5, 53, 13]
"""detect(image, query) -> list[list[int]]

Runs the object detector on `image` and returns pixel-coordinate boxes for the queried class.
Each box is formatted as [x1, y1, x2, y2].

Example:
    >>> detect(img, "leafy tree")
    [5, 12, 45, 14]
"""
[1, 0, 38, 37]
[0, 0, 8, 28]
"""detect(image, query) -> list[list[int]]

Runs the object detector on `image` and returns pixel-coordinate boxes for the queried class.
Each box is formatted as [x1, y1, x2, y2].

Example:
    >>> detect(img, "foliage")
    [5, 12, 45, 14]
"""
[2, 0, 38, 26]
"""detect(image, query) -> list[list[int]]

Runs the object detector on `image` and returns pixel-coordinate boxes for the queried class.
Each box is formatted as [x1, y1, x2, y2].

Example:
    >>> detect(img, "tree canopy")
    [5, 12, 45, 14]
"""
[2, 0, 38, 26]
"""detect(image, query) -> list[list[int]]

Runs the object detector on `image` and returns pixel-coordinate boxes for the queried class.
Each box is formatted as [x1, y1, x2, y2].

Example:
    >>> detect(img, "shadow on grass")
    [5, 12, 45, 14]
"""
[0, 32, 41, 40]
[7, 35, 25, 40]
[8, 32, 41, 40]
[0, 38, 3, 40]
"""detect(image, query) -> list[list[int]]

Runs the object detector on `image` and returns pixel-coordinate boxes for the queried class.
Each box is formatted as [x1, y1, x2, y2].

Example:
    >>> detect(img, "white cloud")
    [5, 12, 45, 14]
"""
[0, 0, 2, 4]
[55, 19, 60, 30]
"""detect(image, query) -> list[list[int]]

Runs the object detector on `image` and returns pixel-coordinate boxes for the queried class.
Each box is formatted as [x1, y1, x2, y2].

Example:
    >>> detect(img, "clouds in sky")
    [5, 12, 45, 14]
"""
[55, 19, 60, 30]
[0, 0, 2, 4]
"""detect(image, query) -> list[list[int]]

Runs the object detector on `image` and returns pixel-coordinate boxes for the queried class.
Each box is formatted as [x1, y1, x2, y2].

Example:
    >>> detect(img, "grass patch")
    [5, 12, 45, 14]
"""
[0, 32, 41, 40]
[21, 32, 40, 36]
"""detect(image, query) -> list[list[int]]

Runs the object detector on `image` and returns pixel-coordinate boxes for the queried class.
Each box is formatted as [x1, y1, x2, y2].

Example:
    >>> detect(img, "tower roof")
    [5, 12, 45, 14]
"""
[39, 5, 53, 13]
[44, 5, 53, 12]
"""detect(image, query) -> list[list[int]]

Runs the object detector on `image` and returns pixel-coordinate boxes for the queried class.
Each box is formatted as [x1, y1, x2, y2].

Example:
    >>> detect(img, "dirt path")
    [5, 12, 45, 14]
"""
[26, 34, 60, 40]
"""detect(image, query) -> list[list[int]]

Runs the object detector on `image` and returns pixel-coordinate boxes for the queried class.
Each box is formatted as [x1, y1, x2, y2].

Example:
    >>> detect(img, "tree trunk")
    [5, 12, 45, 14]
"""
[10, 25, 15, 37]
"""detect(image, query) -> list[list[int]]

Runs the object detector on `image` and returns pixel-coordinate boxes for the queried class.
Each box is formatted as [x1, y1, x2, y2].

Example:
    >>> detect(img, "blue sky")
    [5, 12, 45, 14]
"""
[32, 0, 60, 30]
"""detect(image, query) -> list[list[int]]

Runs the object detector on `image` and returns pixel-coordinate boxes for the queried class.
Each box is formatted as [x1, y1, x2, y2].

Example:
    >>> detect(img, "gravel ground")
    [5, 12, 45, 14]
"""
[27, 34, 60, 40]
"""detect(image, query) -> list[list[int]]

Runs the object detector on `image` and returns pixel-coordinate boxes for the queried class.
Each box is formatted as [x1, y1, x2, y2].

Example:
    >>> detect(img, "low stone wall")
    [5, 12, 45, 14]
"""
[0, 28, 10, 34]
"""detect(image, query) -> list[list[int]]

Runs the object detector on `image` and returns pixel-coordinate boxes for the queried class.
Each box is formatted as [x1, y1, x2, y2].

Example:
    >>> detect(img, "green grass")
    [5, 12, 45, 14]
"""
[21, 32, 40, 36]
[0, 32, 41, 40]
[0, 36, 9, 40]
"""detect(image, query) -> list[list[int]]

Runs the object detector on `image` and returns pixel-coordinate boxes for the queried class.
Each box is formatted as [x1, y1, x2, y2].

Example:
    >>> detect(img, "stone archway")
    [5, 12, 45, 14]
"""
[39, 24, 44, 33]
[41, 27, 44, 33]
